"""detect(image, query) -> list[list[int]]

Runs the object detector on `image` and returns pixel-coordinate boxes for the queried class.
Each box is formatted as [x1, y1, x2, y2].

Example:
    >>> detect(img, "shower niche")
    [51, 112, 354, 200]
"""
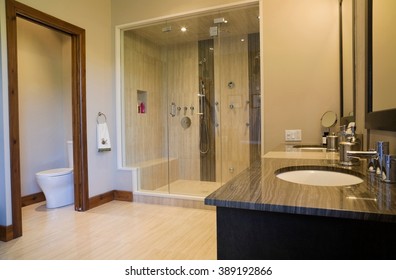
[121, 3, 261, 197]
[137, 90, 147, 114]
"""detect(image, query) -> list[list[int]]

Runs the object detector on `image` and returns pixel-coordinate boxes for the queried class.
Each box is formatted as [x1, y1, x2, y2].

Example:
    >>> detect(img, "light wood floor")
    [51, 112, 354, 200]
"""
[0, 201, 217, 260]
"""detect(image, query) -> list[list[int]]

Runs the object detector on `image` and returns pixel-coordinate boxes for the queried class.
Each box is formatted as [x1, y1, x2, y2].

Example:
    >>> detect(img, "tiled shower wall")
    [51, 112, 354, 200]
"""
[123, 31, 166, 166]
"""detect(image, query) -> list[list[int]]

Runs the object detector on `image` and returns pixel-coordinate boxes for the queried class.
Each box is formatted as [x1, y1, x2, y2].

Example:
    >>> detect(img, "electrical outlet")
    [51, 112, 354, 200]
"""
[285, 129, 302, 141]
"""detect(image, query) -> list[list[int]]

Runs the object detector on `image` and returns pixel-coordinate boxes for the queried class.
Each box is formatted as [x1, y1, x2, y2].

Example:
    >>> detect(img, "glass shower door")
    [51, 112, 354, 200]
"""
[214, 5, 261, 184]
[165, 4, 261, 196]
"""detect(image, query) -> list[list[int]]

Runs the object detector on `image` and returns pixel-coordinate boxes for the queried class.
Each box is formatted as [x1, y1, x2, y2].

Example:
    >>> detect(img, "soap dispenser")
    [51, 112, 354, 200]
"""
[322, 131, 329, 146]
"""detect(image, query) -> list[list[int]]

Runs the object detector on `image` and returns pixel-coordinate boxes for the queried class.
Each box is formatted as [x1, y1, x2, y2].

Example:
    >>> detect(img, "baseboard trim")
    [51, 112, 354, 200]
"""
[114, 190, 133, 202]
[21, 192, 45, 207]
[89, 190, 133, 209]
[0, 225, 14, 242]
[89, 191, 114, 209]
[21, 190, 132, 210]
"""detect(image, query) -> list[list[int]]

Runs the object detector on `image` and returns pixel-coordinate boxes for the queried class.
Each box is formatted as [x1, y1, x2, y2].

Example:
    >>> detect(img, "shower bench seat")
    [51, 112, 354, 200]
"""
[130, 157, 178, 190]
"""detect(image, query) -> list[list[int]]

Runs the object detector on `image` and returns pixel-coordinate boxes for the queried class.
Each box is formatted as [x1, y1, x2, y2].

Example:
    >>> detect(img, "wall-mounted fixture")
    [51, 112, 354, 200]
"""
[214, 17, 228, 24]
[181, 116, 192, 129]
[170, 102, 176, 117]
[209, 26, 218, 37]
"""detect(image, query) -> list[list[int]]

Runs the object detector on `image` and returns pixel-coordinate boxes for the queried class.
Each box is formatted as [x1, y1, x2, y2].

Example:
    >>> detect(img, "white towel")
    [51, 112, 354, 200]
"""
[97, 123, 111, 152]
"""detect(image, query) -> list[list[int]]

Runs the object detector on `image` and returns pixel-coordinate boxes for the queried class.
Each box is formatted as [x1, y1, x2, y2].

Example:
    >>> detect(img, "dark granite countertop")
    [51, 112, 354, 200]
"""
[205, 145, 396, 223]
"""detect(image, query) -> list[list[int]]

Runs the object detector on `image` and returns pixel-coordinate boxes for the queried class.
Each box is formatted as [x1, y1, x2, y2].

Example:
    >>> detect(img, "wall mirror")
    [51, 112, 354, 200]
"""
[341, 0, 355, 119]
[366, 0, 396, 131]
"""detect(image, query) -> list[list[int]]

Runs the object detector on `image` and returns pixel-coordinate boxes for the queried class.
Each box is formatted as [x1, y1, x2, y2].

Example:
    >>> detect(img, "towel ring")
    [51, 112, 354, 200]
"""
[97, 112, 107, 124]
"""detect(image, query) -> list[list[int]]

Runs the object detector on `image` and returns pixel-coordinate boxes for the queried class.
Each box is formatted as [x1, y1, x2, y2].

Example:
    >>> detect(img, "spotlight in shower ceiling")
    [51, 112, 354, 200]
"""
[214, 17, 227, 24]
[162, 26, 172, 32]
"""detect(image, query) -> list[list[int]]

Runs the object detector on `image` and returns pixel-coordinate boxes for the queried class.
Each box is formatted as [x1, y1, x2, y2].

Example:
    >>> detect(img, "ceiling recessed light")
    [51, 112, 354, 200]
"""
[181, 26, 187, 32]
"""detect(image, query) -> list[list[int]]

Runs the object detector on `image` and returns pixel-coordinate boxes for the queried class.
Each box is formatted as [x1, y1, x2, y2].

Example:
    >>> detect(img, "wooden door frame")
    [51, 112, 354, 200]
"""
[5, 0, 89, 239]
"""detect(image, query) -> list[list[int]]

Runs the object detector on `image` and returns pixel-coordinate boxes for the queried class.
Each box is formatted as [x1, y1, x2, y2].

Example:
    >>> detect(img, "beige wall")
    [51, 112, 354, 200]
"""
[111, 0, 246, 27]
[262, 0, 340, 152]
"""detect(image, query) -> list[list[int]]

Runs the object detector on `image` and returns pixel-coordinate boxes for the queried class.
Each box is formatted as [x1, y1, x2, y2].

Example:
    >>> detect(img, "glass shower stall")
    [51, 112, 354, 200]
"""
[121, 3, 261, 198]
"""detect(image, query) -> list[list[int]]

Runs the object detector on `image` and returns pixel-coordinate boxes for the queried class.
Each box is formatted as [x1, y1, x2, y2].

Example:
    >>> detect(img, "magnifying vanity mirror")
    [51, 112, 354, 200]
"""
[321, 111, 338, 128]
[366, 0, 396, 131]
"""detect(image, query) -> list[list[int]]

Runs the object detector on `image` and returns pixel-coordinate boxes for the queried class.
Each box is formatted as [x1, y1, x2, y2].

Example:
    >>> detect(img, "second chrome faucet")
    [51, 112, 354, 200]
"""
[342, 140, 395, 183]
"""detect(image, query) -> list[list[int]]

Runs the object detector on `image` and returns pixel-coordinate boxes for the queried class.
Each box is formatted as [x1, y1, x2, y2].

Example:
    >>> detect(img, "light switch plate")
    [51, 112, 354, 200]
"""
[285, 129, 302, 141]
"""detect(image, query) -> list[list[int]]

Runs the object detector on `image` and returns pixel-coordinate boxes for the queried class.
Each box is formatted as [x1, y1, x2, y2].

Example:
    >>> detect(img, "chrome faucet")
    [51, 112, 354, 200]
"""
[339, 124, 362, 166]
[345, 141, 395, 184]
[345, 150, 377, 162]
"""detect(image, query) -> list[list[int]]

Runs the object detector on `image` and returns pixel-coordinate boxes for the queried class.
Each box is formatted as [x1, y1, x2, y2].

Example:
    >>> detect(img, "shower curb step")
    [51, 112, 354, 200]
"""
[133, 192, 215, 210]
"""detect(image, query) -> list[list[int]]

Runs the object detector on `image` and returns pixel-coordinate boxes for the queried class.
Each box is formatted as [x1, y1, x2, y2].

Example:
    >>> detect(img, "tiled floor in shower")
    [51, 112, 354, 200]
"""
[142, 180, 222, 197]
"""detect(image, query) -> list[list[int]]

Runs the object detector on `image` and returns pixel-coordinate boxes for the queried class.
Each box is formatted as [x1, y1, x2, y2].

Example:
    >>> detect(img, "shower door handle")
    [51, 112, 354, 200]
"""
[170, 102, 176, 117]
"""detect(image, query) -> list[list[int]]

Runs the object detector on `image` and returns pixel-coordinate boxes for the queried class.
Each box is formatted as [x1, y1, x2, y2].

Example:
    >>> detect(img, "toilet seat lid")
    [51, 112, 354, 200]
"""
[36, 168, 73, 177]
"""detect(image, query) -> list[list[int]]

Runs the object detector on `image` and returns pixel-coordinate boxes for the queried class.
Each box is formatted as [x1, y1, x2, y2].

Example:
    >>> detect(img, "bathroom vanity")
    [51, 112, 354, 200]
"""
[205, 145, 396, 259]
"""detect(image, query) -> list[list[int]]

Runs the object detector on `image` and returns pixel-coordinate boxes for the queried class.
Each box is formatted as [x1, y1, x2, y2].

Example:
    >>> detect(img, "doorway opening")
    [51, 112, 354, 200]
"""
[6, 0, 89, 240]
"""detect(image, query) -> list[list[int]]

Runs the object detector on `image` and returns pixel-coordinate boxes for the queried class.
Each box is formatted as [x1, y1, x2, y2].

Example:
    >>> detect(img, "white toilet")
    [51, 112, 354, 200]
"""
[35, 141, 74, 208]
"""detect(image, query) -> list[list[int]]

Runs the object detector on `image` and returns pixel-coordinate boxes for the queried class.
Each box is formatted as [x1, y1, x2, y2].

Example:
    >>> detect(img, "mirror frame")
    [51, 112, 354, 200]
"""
[366, 0, 396, 131]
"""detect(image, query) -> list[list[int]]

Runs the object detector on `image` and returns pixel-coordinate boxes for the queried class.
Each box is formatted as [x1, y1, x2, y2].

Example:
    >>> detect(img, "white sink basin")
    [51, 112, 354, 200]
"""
[276, 169, 363, 186]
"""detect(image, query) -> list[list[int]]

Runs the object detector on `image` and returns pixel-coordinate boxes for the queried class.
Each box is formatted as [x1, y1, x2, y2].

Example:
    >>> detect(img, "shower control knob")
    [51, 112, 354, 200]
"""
[229, 104, 234, 109]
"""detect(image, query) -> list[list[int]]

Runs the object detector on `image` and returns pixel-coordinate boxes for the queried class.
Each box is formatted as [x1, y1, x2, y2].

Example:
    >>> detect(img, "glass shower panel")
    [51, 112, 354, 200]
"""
[123, 25, 170, 194]
[163, 13, 222, 197]
[164, 4, 260, 196]
[216, 5, 261, 184]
